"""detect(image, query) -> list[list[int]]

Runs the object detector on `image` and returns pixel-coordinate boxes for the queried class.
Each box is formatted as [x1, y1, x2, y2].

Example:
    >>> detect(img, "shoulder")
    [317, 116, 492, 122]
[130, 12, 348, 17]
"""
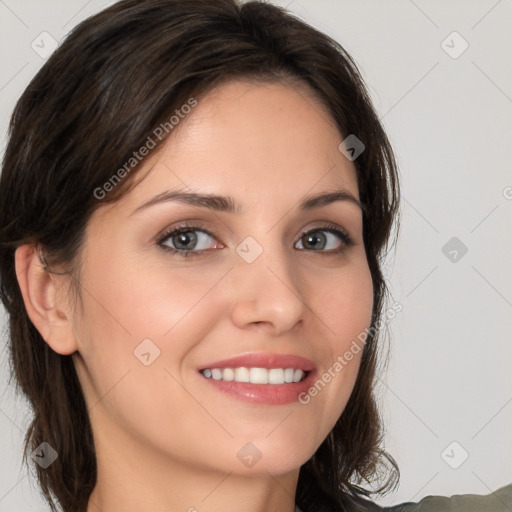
[346, 482, 512, 512]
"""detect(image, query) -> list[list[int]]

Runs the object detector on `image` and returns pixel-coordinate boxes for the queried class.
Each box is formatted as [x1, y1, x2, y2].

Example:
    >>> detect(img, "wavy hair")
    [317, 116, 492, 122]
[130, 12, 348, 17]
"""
[0, 1, 401, 511]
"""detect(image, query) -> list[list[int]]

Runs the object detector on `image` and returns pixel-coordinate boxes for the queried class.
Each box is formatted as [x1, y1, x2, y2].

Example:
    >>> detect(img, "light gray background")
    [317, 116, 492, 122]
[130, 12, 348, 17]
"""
[1, 0, 511, 510]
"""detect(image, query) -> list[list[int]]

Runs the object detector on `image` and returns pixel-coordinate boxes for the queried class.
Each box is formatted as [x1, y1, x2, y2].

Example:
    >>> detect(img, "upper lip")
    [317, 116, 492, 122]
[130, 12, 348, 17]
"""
[198, 353, 315, 372]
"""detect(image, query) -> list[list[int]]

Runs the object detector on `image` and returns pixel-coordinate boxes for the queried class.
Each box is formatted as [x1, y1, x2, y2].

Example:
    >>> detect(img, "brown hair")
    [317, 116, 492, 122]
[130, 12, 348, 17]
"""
[0, 1, 400, 511]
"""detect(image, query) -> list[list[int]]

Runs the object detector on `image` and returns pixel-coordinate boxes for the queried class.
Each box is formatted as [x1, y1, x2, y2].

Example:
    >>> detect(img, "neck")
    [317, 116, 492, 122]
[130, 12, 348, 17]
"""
[86, 420, 300, 512]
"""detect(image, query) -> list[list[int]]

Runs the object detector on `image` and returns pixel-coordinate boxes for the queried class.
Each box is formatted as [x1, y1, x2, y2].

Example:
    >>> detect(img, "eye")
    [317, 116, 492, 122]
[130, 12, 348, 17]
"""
[156, 222, 354, 257]
[157, 225, 222, 256]
[295, 225, 354, 253]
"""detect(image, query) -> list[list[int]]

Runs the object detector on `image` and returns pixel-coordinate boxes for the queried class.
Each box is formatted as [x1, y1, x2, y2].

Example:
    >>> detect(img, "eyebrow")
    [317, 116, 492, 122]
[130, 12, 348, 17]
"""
[131, 188, 366, 215]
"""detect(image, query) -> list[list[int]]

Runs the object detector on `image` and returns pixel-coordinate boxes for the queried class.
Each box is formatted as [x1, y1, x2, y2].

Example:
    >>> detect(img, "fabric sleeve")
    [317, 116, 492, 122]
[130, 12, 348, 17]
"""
[381, 482, 512, 512]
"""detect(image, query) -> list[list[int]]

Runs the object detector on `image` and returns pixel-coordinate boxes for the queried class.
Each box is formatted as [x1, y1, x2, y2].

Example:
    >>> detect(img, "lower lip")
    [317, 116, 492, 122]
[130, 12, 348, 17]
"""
[199, 370, 317, 405]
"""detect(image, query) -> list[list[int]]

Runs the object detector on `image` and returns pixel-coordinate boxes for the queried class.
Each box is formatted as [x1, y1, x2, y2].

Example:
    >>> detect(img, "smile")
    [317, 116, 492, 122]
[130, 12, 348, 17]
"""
[200, 367, 308, 384]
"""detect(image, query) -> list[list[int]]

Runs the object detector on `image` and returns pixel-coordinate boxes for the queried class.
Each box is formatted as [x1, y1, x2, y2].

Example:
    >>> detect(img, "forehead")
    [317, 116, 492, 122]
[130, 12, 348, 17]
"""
[105, 80, 359, 216]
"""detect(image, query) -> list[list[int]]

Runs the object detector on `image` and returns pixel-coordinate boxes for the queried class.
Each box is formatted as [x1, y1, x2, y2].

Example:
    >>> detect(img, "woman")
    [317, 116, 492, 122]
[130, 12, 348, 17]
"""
[0, 1, 510, 511]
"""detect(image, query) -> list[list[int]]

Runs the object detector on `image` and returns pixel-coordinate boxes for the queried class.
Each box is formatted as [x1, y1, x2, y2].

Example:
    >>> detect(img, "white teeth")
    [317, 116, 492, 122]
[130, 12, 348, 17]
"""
[234, 367, 250, 382]
[249, 367, 268, 384]
[201, 367, 307, 384]
[222, 368, 235, 381]
[293, 369, 303, 382]
[284, 368, 295, 383]
[268, 368, 284, 384]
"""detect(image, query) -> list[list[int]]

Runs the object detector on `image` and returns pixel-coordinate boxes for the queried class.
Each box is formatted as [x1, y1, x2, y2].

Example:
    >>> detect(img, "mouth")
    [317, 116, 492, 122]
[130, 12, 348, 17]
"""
[199, 366, 310, 384]
[196, 352, 316, 405]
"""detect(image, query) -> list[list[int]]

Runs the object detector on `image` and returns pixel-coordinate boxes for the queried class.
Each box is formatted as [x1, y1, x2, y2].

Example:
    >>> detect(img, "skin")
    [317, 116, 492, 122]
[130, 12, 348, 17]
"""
[16, 80, 373, 512]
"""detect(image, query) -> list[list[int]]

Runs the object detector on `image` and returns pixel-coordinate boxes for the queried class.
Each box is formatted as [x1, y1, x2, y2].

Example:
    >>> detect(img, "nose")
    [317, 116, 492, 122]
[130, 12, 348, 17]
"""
[229, 246, 306, 336]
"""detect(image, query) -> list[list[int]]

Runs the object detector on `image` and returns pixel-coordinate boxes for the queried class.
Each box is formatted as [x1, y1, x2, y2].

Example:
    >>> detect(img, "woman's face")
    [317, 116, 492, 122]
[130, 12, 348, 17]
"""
[69, 80, 373, 476]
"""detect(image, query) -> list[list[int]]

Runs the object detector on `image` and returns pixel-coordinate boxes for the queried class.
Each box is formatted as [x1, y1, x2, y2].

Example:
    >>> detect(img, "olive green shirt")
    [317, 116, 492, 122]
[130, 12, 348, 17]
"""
[355, 482, 512, 511]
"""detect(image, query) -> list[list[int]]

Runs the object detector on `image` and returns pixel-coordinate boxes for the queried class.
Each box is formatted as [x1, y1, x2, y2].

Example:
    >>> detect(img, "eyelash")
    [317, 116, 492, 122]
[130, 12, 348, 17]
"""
[156, 222, 355, 258]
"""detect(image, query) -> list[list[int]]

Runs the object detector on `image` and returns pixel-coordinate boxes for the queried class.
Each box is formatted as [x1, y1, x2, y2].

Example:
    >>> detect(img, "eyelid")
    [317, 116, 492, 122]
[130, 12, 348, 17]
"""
[299, 221, 351, 238]
[155, 220, 215, 242]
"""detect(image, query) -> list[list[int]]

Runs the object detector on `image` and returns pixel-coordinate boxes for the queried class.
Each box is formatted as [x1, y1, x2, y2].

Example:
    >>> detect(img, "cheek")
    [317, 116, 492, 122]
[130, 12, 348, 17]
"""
[313, 260, 374, 345]
[72, 251, 233, 415]
[301, 260, 373, 419]
[79, 252, 230, 345]
[72, 256, 235, 460]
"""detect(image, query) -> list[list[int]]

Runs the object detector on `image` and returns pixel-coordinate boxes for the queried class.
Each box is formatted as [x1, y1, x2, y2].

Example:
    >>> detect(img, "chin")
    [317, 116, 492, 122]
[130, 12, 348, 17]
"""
[221, 437, 318, 477]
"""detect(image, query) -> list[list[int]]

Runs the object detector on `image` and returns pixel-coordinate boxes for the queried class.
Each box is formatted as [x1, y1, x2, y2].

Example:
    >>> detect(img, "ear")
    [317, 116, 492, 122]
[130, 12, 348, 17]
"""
[14, 245, 78, 355]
